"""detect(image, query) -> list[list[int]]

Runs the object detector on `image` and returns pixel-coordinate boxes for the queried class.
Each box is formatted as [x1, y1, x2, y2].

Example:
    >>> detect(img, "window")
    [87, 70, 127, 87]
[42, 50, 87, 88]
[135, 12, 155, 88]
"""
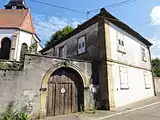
[78, 36, 86, 54]
[121, 41, 124, 46]
[79, 43, 81, 49]
[117, 32, 125, 53]
[141, 47, 146, 62]
[0, 37, 11, 60]
[20, 43, 28, 61]
[144, 72, 150, 89]
[119, 67, 129, 89]
[118, 39, 121, 45]
[12, 6, 17, 9]
[58, 46, 66, 58]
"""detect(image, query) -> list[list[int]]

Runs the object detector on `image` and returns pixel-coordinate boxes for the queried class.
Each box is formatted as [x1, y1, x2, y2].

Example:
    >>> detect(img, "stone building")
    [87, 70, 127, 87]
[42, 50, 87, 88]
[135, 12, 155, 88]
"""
[0, 0, 42, 61]
[0, 0, 155, 118]
[41, 8, 155, 111]
[0, 0, 94, 118]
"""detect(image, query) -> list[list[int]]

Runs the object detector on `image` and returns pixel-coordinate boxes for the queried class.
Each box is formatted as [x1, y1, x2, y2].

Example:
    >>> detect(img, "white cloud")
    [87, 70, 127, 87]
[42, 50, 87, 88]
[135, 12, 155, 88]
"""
[150, 6, 160, 26]
[33, 14, 82, 45]
[150, 36, 160, 58]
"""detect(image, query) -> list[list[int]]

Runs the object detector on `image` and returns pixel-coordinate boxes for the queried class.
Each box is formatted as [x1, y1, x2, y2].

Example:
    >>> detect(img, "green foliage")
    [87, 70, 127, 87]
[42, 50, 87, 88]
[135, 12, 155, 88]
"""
[152, 58, 160, 77]
[20, 44, 28, 62]
[28, 42, 38, 54]
[45, 26, 74, 47]
[0, 61, 23, 71]
[0, 101, 28, 120]
[0, 101, 15, 120]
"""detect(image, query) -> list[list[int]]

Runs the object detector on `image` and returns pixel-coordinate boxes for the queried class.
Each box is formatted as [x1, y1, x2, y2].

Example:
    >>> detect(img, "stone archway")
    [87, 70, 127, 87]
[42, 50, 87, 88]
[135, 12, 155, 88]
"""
[39, 61, 90, 117]
[46, 67, 84, 116]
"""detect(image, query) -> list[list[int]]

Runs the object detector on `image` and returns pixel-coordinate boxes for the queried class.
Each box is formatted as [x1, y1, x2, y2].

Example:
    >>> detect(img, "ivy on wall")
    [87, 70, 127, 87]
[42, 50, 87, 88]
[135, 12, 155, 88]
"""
[20, 42, 38, 62]
[0, 61, 23, 71]
[28, 42, 38, 54]
[20, 43, 28, 61]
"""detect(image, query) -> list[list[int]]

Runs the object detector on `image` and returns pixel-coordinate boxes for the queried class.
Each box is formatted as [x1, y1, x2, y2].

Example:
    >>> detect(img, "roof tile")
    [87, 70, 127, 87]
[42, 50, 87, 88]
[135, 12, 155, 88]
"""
[0, 9, 35, 33]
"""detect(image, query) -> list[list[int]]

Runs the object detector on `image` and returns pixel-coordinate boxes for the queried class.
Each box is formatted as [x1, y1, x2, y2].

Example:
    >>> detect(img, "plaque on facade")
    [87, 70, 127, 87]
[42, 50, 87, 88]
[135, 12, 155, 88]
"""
[61, 88, 65, 93]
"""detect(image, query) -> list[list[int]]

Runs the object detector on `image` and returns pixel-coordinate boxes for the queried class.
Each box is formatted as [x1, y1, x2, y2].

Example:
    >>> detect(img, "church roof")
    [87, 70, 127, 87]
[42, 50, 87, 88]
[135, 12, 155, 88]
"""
[0, 9, 35, 34]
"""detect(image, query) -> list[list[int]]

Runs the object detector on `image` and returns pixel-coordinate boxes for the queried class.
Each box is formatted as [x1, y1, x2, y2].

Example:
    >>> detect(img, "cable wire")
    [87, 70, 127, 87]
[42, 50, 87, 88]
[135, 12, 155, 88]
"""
[88, 0, 136, 13]
[29, 0, 86, 14]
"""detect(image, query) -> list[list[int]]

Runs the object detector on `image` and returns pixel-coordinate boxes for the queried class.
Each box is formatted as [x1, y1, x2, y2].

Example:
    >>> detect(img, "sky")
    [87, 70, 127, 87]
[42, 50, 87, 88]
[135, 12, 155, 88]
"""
[1, 0, 160, 58]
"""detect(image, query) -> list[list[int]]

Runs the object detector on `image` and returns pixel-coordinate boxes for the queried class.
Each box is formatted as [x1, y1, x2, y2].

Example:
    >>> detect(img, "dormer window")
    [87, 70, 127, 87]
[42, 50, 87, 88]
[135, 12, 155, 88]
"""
[5, 0, 27, 9]
[12, 6, 17, 9]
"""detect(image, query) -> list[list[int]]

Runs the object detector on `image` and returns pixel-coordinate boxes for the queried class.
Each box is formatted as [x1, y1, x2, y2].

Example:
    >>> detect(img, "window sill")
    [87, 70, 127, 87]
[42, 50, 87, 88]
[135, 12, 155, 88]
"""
[145, 87, 151, 89]
[142, 60, 147, 62]
[77, 51, 87, 56]
[120, 88, 129, 90]
[117, 50, 126, 54]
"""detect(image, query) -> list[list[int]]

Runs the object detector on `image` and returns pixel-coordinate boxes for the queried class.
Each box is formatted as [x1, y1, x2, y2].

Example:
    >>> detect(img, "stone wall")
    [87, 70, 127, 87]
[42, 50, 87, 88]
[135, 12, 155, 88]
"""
[43, 20, 109, 109]
[0, 54, 92, 117]
[154, 77, 160, 96]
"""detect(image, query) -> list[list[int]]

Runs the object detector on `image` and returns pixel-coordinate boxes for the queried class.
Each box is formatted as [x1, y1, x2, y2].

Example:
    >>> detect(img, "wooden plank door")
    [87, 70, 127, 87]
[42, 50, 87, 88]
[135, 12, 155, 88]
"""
[47, 82, 77, 116]
[46, 68, 84, 117]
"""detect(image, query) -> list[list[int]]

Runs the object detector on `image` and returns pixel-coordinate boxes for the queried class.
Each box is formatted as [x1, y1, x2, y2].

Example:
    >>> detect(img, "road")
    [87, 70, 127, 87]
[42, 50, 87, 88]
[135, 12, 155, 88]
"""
[95, 102, 160, 120]
[43, 97, 160, 120]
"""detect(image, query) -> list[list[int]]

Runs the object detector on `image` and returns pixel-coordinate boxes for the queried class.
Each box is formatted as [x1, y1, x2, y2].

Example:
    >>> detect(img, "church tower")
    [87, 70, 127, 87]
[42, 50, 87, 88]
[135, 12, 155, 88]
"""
[4, 0, 28, 9]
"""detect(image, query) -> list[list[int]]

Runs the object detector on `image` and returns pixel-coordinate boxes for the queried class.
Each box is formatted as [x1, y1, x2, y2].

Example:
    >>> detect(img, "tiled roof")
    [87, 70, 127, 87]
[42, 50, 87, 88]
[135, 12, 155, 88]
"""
[0, 9, 35, 33]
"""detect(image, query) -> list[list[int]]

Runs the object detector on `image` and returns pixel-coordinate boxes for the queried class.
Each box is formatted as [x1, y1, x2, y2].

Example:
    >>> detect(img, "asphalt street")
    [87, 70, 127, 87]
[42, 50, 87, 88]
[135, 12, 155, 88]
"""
[95, 101, 160, 120]
[43, 97, 160, 120]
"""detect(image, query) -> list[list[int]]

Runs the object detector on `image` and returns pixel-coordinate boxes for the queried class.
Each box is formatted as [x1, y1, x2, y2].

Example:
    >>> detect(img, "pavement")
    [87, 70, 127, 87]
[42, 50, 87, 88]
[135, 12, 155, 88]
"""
[41, 96, 160, 120]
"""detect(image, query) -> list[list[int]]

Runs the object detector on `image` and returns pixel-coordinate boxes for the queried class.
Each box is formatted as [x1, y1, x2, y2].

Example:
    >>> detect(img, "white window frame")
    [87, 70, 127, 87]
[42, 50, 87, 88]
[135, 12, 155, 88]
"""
[77, 36, 86, 55]
[117, 32, 126, 53]
[12, 6, 17, 9]
[144, 72, 151, 89]
[119, 66, 129, 89]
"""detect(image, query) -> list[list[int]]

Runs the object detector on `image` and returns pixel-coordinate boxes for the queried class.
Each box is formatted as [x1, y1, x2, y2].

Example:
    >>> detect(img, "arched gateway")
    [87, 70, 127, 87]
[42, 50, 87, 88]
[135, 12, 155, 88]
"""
[46, 67, 84, 116]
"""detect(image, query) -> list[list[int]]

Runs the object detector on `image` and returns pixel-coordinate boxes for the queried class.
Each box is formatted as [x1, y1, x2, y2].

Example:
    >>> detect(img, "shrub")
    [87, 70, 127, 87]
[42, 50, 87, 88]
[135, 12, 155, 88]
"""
[0, 101, 28, 120]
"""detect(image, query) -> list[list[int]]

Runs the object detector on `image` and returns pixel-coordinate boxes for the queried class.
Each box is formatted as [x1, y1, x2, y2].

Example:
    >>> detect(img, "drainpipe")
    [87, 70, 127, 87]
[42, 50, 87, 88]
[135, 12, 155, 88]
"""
[148, 46, 156, 96]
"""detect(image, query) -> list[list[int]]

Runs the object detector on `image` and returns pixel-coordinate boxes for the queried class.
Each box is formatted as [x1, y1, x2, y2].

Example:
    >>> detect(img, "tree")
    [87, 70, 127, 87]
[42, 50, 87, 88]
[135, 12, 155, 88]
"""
[45, 26, 74, 47]
[152, 58, 160, 77]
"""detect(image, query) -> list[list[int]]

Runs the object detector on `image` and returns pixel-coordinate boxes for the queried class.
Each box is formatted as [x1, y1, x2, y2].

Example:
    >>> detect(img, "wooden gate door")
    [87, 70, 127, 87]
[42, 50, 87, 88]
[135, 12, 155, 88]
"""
[47, 68, 80, 116]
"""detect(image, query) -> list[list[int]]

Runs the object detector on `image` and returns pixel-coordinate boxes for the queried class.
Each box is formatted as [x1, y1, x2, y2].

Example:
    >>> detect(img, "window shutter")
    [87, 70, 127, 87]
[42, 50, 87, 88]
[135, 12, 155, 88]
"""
[141, 47, 147, 62]
[58, 46, 66, 58]
[56, 48, 59, 57]
[124, 69, 128, 88]
[78, 36, 86, 54]
[144, 73, 150, 89]
[120, 67, 129, 89]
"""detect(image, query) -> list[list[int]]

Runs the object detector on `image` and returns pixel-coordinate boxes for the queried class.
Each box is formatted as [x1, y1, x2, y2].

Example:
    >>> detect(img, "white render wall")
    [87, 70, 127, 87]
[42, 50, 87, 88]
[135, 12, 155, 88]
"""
[0, 29, 42, 61]
[0, 29, 17, 40]
[112, 63, 154, 107]
[16, 30, 33, 61]
[0, 29, 18, 60]
[0, 29, 32, 61]
[109, 23, 151, 70]
[108, 23, 154, 107]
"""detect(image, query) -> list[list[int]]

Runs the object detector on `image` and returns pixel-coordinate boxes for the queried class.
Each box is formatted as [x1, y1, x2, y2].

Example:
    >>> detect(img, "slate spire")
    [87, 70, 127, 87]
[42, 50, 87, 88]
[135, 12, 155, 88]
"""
[5, 0, 28, 9]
